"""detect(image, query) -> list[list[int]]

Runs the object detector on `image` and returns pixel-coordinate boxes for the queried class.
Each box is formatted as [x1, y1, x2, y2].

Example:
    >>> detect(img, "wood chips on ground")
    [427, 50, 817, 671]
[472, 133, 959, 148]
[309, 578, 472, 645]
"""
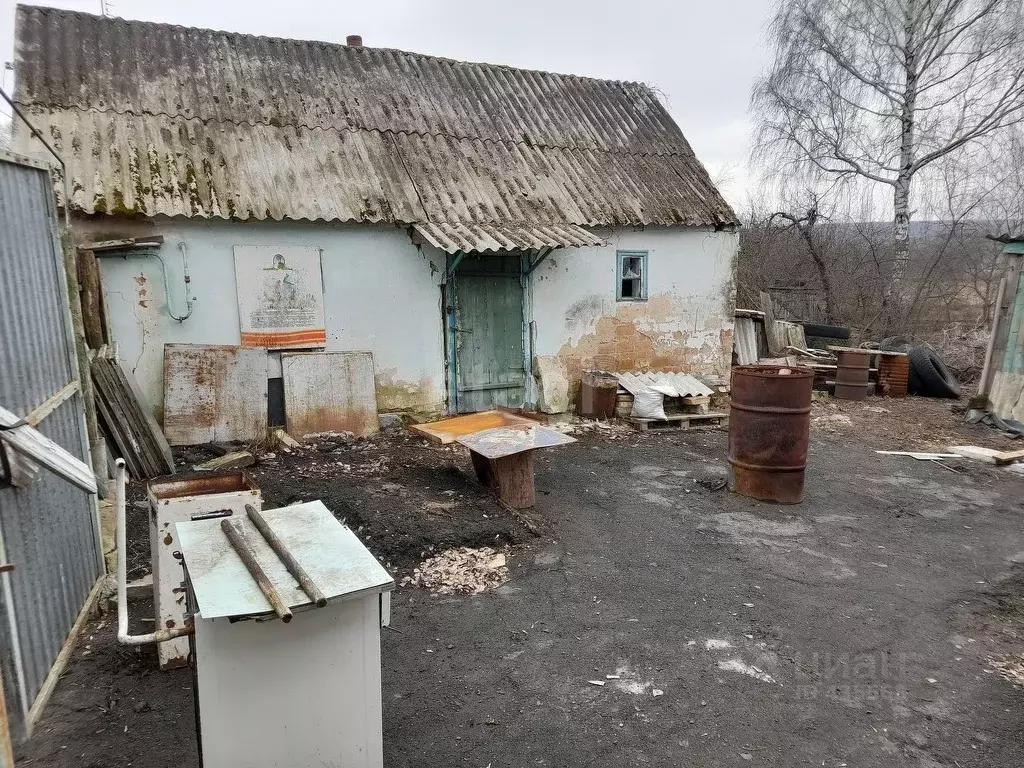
[403, 547, 509, 595]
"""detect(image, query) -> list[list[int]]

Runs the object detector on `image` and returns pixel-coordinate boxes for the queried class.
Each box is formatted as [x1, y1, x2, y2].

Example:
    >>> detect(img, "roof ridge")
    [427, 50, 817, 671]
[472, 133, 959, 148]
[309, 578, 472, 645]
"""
[16, 4, 653, 92]
[16, 101, 697, 161]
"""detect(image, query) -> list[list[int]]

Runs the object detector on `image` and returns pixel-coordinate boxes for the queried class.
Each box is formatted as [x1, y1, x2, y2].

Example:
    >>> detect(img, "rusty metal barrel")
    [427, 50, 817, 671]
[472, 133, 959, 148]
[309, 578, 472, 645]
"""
[728, 365, 813, 504]
[877, 352, 910, 398]
[834, 349, 871, 400]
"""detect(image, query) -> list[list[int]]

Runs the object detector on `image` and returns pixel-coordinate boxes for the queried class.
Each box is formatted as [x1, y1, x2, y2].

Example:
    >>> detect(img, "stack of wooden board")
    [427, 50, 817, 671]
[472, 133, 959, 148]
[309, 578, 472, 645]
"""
[92, 357, 175, 479]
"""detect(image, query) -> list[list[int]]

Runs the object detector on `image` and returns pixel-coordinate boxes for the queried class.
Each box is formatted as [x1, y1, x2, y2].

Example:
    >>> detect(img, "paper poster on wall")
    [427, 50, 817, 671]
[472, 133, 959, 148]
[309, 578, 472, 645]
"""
[233, 245, 327, 349]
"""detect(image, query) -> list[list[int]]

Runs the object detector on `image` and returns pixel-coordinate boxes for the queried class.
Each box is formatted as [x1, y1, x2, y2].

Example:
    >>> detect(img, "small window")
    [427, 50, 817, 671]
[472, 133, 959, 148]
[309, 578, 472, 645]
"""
[617, 250, 648, 301]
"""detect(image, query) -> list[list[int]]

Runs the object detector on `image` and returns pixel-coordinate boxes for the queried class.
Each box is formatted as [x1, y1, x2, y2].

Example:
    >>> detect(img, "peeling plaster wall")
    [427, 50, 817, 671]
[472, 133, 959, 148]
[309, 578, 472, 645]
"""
[72, 216, 447, 421]
[531, 226, 737, 401]
[991, 372, 1024, 422]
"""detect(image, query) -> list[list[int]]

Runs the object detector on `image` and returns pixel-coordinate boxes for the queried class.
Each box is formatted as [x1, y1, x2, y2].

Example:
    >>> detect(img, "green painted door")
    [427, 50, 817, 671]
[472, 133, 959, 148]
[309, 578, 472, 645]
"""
[452, 255, 526, 413]
[1003, 269, 1024, 374]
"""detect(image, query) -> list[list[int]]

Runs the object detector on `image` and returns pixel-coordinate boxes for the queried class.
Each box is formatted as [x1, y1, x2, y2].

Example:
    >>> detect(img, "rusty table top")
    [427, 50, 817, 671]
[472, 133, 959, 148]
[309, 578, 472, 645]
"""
[456, 424, 575, 459]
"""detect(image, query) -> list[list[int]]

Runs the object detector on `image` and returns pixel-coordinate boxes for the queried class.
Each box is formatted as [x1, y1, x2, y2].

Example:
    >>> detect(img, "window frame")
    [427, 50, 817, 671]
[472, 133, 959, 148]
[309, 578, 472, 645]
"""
[616, 250, 649, 302]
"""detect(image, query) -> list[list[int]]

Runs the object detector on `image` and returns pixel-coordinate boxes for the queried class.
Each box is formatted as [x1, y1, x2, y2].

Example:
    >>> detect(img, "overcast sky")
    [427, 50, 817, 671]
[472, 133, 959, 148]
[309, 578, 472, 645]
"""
[0, 0, 774, 205]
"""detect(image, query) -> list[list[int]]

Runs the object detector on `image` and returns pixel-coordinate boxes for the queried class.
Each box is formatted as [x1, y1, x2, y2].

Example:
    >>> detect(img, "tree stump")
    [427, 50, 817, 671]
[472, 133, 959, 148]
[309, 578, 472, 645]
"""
[469, 449, 535, 509]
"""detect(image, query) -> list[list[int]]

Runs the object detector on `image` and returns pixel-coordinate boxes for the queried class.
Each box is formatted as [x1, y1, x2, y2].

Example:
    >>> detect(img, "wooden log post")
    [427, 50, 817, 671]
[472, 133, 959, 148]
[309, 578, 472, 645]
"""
[470, 449, 535, 509]
[77, 248, 107, 350]
[61, 233, 104, 477]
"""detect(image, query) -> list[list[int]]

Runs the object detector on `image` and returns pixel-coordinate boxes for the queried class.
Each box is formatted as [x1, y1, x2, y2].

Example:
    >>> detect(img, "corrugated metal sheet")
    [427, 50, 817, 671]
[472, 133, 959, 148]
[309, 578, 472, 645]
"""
[163, 345, 269, 446]
[413, 222, 603, 254]
[12, 6, 738, 232]
[0, 150, 101, 739]
[734, 316, 759, 366]
[282, 352, 380, 438]
[614, 372, 713, 398]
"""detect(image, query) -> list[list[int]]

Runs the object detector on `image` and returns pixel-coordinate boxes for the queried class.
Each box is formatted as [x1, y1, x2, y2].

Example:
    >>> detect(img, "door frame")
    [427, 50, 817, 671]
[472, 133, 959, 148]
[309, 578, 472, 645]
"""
[443, 251, 533, 414]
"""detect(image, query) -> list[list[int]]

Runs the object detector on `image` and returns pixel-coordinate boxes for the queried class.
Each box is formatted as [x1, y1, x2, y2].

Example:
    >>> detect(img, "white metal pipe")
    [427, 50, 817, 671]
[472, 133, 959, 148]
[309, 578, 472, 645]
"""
[115, 459, 194, 645]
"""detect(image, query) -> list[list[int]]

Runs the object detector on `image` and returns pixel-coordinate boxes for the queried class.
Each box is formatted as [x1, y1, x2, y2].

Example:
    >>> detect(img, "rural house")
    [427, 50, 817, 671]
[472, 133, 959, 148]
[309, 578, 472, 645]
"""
[12, 5, 738, 427]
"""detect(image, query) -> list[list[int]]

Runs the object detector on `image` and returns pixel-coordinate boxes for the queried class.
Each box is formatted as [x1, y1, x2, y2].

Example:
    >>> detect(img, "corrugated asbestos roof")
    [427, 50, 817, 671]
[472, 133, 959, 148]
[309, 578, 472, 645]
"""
[13, 5, 738, 244]
[413, 223, 604, 254]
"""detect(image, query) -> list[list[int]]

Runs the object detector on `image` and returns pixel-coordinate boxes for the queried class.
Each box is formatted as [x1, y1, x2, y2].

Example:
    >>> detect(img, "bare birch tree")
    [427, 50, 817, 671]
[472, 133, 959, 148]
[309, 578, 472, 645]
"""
[752, 0, 1024, 301]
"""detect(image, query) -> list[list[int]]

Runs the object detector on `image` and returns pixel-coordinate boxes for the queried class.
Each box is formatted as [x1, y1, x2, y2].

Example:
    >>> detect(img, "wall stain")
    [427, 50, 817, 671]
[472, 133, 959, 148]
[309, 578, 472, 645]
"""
[555, 292, 731, 401]
[375, 368, 444, 418]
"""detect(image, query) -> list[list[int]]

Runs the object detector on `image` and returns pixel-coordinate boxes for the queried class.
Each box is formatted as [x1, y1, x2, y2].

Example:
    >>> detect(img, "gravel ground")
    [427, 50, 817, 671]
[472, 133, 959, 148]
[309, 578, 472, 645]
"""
[16, 397, 1024, 767]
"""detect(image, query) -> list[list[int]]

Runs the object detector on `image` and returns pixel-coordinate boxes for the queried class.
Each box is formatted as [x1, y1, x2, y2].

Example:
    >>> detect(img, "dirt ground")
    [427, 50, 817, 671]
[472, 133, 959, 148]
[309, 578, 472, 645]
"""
[17, 397, 1024, 767]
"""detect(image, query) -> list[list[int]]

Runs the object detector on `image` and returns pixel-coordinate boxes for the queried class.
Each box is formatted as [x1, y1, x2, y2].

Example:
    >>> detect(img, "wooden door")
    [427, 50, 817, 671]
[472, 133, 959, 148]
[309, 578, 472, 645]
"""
[451, 255, 525, 413]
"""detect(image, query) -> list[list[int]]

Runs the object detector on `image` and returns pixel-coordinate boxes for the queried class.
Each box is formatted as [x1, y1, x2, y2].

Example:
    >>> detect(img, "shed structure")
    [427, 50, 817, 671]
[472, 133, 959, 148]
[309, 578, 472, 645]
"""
[13, 5, 740, 423]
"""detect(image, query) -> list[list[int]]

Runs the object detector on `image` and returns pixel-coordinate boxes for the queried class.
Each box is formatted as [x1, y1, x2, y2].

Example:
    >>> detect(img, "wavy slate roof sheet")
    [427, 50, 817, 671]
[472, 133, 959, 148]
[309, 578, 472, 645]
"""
[13, 5, 738, 239]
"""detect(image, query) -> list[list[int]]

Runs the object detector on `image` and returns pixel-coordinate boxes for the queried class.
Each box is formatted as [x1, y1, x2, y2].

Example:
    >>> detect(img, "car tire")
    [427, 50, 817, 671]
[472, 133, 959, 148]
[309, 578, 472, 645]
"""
[908, 346, 960, 399]
[800, 322, 851, 340]
[880, 336, 912, 353]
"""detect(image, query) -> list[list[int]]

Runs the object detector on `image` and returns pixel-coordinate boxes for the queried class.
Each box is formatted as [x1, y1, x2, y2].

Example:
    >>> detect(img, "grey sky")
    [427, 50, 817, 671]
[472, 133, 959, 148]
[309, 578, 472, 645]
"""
[0, 0, 773, 205]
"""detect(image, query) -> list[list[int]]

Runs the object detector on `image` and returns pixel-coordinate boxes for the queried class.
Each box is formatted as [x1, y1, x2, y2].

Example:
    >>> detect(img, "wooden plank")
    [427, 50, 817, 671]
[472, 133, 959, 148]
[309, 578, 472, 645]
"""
[109, 360, 174, 472]
[950, 445, 1024, 465]
[91, 366, 145, 480]
[26, 578, 104, 732]
[91, 359, 174, 479]
[0, 405, 97, 493]
[163, 345, 269, 446]
[626, 412, 728, 432]
[25, 380, 79, 427]
[91, 360, 151, 479]
[282, 351, 379, 439]
[995, 448, 1024, 464]
[410, 409, 540, 445]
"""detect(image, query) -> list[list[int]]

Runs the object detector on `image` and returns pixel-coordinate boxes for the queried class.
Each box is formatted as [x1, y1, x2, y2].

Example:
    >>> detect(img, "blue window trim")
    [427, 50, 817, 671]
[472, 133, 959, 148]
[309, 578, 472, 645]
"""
[616, 250, 648, 302]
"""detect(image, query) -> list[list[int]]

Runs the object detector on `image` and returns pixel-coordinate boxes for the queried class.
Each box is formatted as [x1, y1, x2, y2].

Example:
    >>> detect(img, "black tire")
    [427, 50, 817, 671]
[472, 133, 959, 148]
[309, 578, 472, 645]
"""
[803, 334, 832, 350]
[908, 346, 960, 399]
[880, 336, 912, 353]
[800, 322, 851, 340]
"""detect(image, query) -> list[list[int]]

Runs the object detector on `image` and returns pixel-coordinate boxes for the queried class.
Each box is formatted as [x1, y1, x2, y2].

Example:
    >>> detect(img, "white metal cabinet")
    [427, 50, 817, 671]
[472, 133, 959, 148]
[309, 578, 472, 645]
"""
[176, 501, 394, 768]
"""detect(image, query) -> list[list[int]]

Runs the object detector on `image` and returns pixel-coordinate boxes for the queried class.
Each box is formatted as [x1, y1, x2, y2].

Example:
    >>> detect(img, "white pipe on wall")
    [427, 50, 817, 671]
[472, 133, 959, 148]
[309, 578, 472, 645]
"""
[115, 459, 194, 645]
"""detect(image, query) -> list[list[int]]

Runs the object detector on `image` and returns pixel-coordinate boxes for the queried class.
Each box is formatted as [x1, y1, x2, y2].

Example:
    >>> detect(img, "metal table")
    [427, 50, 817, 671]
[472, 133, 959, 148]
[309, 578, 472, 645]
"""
[411, 410, 575, 508]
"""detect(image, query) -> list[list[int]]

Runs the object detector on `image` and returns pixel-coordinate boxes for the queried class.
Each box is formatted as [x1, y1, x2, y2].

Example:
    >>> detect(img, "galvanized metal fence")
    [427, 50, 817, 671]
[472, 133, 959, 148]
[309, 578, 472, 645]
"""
[0, 150, 101, 743]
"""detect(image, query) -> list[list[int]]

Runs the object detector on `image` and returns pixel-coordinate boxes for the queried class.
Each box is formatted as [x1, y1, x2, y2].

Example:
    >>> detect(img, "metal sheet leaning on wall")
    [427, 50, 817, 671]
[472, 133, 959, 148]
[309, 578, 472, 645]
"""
[0, 149, 102, 747]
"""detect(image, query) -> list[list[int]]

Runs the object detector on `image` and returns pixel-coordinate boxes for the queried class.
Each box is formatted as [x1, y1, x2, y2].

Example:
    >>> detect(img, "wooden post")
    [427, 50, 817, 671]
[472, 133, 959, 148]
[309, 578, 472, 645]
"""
[470, 449, 535, 509]
[61, 233, 104, 476]
[76, 248, 106, 350]
[978, 275, 1007, 399]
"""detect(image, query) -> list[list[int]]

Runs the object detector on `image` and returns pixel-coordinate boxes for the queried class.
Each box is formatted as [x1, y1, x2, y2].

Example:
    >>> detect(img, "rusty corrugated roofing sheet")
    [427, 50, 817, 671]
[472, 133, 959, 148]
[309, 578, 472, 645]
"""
[13, 5, 738, 233]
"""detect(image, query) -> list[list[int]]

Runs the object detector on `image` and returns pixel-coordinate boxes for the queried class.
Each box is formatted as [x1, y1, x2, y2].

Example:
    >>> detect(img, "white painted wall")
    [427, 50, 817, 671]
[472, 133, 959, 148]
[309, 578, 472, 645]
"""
[77, 217, 447, 418]
[79, 217, 736, 421]
[529, 226, 737, 398]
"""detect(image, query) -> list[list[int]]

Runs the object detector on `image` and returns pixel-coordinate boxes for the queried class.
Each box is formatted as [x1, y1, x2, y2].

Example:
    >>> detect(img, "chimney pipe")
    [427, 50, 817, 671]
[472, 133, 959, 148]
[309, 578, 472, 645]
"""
[346, 34, 363, 47]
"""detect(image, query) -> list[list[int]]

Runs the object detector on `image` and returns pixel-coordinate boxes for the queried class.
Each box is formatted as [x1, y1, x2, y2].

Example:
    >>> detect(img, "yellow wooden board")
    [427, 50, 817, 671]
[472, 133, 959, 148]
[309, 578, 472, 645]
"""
[410, 410, 540, 445]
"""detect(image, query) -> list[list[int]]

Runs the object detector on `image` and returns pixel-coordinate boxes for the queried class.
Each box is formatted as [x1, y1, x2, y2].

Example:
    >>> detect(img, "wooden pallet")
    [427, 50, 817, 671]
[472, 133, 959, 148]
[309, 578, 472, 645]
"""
[626, 412, 729, 432]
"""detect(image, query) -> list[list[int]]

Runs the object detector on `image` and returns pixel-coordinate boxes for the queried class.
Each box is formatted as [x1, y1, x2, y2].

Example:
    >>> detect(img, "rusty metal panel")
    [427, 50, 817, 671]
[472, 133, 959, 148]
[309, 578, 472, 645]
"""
[0, 152, 100, 739]
[282, 352, 379, 439]
[728, 365, 813, 504]
[12, 6, 738, 230]
[163, 345, 268, 446]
